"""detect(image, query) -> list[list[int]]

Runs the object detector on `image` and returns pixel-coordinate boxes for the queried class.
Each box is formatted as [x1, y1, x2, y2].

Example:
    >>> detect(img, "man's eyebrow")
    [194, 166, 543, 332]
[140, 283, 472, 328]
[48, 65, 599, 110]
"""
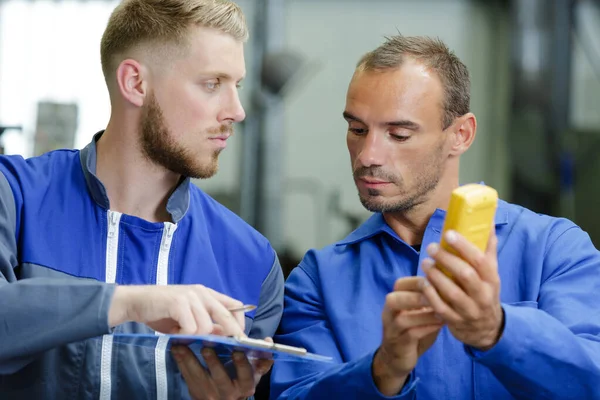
[343, 111, 364, 123]
[385, 120, 421, 130]
[343, 111, 420, 130]
[201, 72, 246, 82]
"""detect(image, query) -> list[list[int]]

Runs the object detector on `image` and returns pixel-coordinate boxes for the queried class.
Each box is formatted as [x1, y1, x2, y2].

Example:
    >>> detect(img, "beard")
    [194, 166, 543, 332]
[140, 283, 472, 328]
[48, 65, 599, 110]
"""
[354, 141, 446, 213]
[140, 93, 232, 179]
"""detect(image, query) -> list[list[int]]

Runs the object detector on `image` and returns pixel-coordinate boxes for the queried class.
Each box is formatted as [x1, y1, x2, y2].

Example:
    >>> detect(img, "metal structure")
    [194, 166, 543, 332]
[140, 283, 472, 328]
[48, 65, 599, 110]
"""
[240, 0, 306, 251]
[508, 0, 575, 217]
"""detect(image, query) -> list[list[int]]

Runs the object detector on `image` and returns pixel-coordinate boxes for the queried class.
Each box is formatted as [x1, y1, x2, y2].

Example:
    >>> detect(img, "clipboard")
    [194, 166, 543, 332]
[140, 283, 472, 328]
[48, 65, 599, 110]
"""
[111, 333, 334, 364]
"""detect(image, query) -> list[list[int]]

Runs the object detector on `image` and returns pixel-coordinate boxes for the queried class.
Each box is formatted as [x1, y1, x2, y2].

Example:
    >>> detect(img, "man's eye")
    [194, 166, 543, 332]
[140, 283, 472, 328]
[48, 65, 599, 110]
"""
[349, 128, 367, 135]
[391, 134, 410, 142]
[205, 81, 220, 91]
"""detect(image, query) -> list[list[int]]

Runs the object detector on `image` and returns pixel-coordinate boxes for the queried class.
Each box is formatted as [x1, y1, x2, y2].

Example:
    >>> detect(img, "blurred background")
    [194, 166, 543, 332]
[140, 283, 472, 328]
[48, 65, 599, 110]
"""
[1, 0, 599, 277]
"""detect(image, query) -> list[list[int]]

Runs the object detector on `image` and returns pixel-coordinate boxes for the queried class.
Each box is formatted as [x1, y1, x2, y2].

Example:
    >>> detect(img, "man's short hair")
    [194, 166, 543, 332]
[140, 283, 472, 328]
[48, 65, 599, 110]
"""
[357, 35, 470, 130]
[100, 0, 248, 81]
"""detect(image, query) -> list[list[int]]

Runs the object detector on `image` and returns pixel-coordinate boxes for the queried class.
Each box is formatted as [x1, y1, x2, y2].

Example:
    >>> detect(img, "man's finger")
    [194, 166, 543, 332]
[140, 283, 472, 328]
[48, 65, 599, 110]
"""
[426, 246, 485, 301]
[443, 228, 498, 283]
[394, 310, 443, 334]
[211, 323, 225, 336]
[444, 229, 481, 257]
[393, 276, 427, 292]
[202, 348, 231, 380]
[402, 307, 435, 316]
[386, 291, 428, 312]
[420, 278, 462, 323]
[204, 286, 244, 309]
[204, 286, 246, 328]
[229, 310, 247, 333]
[172, 346, 218, 399]
[171, 301, 198, 335]
[188, 292, 214, 335]
[407, 324, 444, 340]
[425, 265, 479, 319]
[253, 358, 274, 377]
[233, 352, 255, 397]
[202, 293, 245, 337]
[481, 226, 500, 283]
[486, 225, 498, 257]
[255, 337, 275, 377]
[201, 348, 240, 398]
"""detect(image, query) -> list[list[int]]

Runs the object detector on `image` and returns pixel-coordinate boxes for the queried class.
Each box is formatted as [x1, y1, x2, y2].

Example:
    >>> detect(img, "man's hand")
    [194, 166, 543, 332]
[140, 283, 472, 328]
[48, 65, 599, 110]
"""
[372, 277, 443, 396]
[172, 338, 274, 400]
[108, 285, 245, 337]
[421, 227, 504, 350]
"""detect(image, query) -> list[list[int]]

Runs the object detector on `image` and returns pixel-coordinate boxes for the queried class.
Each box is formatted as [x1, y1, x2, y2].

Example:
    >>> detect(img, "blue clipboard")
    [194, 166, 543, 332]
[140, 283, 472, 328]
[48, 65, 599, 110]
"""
[111, 333, 334, 364]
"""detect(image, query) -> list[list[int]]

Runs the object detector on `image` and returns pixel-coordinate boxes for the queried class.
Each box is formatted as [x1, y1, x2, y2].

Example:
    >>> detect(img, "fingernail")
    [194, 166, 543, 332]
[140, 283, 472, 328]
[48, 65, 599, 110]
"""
[171, 347, 184, 361]
[201, 349, 212, 359]
[446, 230, 457, 243]
[427, 243, 439, 255]
[420, 295, 429, 306]
[233, 352, 244, 361]
[421, 258, 434, 271]
[419, 279, 431, 289]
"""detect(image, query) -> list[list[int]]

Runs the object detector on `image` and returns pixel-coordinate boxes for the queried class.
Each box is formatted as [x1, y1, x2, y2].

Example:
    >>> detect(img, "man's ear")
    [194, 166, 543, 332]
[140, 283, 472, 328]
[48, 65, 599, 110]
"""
[448, 112, 477, 156]
[115, 59, 148, 108]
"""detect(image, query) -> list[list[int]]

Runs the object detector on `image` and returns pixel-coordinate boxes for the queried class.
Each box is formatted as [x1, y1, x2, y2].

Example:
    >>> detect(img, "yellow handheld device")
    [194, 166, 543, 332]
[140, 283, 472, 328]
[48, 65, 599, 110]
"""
[438, 184, 498, 279]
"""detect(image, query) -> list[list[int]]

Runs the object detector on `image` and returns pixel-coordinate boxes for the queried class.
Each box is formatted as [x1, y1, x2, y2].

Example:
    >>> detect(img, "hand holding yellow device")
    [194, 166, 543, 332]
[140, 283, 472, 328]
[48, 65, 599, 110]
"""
[437, 184, 498, 279]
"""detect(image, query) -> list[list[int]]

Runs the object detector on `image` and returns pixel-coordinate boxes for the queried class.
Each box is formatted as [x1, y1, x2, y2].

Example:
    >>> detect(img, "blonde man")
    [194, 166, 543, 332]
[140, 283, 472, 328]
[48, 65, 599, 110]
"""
[0, 1, 283, 399]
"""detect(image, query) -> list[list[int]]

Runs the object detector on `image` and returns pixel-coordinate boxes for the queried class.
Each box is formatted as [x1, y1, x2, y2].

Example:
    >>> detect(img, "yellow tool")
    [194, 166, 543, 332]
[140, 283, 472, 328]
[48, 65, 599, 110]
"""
[438, 184, 498, 279]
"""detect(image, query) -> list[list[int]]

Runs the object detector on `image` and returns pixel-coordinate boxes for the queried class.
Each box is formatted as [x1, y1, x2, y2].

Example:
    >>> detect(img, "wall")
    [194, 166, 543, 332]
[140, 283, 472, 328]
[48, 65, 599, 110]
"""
[276, 0, 512, 255]
[0, 0, 515, 258]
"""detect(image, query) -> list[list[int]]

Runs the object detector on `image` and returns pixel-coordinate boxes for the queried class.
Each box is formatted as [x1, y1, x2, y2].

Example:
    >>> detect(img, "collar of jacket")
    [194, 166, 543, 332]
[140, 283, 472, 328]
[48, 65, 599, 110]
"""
[79, 131, 191, 223]
[337, 197, 509, 246]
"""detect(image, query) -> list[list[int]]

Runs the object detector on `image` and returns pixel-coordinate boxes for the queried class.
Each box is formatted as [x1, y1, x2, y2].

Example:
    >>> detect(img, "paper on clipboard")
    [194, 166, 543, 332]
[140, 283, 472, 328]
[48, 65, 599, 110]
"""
[111, 333, 334, 364]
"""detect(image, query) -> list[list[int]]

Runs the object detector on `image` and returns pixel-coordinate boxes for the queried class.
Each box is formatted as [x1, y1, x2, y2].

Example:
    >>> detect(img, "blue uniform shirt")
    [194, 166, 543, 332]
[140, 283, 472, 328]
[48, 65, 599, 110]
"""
[271, 200, 600, 399]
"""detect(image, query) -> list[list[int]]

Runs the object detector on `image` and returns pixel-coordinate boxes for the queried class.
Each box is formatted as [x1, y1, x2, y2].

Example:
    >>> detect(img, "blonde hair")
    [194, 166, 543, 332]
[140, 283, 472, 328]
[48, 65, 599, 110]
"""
[357, 35, 470, 130]
[100, 0, 248, 80]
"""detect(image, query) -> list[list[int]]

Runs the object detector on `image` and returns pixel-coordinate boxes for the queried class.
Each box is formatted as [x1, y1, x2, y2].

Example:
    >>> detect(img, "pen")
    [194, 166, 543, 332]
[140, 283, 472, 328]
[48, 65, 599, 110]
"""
[228, 304, 257, 313]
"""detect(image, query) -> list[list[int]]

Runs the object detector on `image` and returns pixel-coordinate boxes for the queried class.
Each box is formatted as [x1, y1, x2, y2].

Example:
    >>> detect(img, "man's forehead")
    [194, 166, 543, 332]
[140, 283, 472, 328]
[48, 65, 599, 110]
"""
[349, 65, 442, 102]
[346, 67, 444, 126]
[351, 63, 439, 92]
[181, 26, 246, 77]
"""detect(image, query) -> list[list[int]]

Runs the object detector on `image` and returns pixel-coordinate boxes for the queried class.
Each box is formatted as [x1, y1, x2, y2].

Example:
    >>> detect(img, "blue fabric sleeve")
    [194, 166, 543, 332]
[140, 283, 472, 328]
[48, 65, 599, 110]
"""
[0, 169, 113, 374]
[270, 262, 417, 400]
[466, 223, 600, 398]
[249, 253, 284, 339]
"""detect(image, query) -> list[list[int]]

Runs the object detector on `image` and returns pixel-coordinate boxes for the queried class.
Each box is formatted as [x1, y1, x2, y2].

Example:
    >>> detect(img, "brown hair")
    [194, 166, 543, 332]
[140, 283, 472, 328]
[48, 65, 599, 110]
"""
[100, 0, 248, 80]
[357, 35, 470, 129]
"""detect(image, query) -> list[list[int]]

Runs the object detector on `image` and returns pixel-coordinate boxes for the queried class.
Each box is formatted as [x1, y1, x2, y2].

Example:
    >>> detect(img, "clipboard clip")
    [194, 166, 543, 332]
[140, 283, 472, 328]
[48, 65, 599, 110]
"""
[233, 336, 308, 356]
